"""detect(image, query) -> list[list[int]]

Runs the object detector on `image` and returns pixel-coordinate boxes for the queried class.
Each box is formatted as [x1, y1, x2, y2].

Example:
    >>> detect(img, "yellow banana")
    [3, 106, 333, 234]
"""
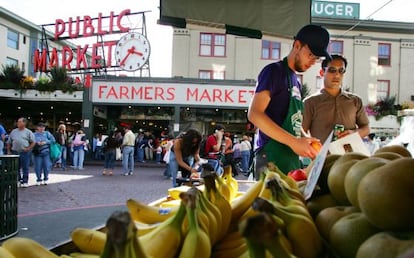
[0, 246, 15, 258]
[167, 185, 205, 200]
[230, 172, 265, 224]
[134, 221, 160, 236]
[126, 198, 177, 224]
[199, 187, 223, 242]
[212, 230, 246, 252]
[196, 188, 220, 245]
[70, 228, 106, 255]
[253, 197, 323, 258]
[221, 165, 239, 200]
[215, 173, 232, 201]
[266, 163, 299, 191]
[159, 199, 181, 208]
[2, 237, 58, 258]
[139, 198, 187, 258]
[178, 191, 211, 258]
[211, 241, 248, 258]
[203, 172, 232, 242]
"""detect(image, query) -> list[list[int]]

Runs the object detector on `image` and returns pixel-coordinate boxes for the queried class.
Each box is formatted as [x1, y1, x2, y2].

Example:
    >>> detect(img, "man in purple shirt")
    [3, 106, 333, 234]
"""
[248, 24, 331, 178]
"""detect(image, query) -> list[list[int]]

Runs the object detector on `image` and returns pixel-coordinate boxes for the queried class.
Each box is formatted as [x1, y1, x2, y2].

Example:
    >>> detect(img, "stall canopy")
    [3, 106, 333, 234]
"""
[159, 0, 311, 39]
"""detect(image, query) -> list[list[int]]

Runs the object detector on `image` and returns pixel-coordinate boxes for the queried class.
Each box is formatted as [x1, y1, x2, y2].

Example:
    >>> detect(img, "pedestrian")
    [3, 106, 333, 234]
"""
[33, 122, 56, 185]
[54, 124, 68, 170]
[6, 117, 36, 187]
[102, 131, 120, 176]
[162, 134, 174, 178]
[240, 134, 252, 174]
[0, 122, 6, 155]
[93, 132, 105, 160]
[203, 124, 225, 175]
[248, 24, 330, 177]
[121, 125, 136, 176]
[302, 54, 370, 144]
[71, 129, 87, 170]
[168, 129, 202, 187]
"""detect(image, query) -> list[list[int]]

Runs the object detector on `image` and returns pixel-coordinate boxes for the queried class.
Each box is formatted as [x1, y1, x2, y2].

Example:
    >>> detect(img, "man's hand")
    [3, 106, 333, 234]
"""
[290, 137, 320, 160]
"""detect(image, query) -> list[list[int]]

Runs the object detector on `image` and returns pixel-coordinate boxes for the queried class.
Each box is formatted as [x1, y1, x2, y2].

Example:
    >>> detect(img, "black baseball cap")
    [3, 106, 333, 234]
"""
[295, 24, 331, 60]
[37, 122, 46, 127]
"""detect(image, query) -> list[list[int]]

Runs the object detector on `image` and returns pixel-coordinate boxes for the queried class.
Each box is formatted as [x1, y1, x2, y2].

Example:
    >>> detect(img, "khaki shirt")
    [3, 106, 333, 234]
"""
[303, 89, 369, 143]
[122, 130, 136, 146]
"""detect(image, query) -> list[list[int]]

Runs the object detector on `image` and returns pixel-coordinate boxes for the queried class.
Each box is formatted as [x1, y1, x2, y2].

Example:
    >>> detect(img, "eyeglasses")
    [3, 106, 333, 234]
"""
[325, 67, 346, 74]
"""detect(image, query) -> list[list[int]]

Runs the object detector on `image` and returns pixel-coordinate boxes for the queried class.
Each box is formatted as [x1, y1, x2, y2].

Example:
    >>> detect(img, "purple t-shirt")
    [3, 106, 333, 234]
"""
[254, 60, 302, 150]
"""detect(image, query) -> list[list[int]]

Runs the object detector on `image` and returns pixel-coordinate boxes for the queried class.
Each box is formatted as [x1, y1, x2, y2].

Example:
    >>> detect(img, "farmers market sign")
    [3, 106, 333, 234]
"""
[311, 1, 360, 19]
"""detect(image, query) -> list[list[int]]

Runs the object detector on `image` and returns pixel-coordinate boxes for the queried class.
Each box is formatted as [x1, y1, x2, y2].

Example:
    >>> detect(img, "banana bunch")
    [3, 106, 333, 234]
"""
[0, 163, 324, 258]
[237, 165, 323, 258]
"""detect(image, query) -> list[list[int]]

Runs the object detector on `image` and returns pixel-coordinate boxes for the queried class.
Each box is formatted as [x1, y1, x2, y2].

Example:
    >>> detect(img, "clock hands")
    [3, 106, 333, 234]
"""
[119, 46, 143, 66]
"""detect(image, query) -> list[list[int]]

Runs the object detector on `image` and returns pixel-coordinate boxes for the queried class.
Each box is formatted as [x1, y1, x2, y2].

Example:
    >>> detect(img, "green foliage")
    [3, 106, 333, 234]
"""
[0, 64, 24, 88]
[0, 65, 82, 93]
[365, 95, 401, 120]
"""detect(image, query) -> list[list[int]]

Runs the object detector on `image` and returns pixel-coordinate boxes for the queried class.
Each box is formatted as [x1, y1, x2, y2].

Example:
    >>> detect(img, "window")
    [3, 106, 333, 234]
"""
[198, 70, 225, 79]
[329, 40, 344, 55]
[6, 57, 18, 66]
[199, 33, 226, 57]
[261, 40, 281, 60]
[378, 43, 391, 66]
[7, 29, 19, 49]
[377, 80, 390, 100]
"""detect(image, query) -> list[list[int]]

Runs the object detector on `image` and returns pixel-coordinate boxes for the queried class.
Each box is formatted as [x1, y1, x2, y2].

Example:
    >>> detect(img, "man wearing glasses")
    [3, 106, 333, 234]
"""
[302, 54, 370, 144]
[248, 24, 330, 177]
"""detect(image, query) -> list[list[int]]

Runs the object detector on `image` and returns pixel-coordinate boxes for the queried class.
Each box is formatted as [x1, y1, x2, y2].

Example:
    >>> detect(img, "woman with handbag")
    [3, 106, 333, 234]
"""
[33, 122, 56, 185]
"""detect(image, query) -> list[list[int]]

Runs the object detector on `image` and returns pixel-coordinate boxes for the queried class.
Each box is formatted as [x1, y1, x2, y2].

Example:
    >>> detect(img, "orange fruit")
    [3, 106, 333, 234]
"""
[311, 141, 322, 152]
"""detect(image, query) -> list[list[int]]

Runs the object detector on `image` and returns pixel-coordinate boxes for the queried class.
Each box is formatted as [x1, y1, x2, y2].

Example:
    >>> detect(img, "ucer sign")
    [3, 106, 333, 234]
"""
[92, 81, 255, 108]
[312, 1, 360, 19]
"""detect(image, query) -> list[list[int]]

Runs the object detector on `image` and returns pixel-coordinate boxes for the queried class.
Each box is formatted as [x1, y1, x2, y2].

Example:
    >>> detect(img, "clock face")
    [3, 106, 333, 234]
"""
[115, 32, 151, 72]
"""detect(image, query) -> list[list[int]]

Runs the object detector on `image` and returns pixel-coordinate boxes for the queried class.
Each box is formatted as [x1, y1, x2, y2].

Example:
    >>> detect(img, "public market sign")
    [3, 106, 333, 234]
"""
[311, 1, 360, 19]
[33, 9, 133, 72]
[92, 81, 255, 108]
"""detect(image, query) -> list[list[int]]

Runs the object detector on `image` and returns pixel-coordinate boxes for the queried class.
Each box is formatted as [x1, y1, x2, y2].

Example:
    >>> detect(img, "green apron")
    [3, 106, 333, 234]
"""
[263, 58, 303, 174]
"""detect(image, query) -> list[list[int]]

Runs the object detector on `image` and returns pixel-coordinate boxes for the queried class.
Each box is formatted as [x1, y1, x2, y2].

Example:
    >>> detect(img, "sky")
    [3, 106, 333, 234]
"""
[1, 0, 413, 77]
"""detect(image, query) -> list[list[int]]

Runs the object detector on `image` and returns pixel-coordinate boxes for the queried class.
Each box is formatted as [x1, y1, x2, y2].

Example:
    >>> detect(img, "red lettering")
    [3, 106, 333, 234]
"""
[83, 16, 94, 37]
[108, 11, 115, 34]
[224, 89, 234, 102]
[90, 43, 102, 69]
[238, 90, 247, 103]
[107, 87, 119, 99]
[33, 49, 47, 72]
[98, 86, 107, 99]
[49, 48, 59, 68]
[166, 87, 175, 100]
[186, 88, 198, 101]
[212, 89, 223, 102]
[104, 41, 117, 67]
[68, 17, 80, 38]
[117, 9, 131, 33]
[61, 46, 73, 70]
[154, 87, 165, 100]
[97, 13, 108, 35]
[76, 44, 89, 70]
[120, 86, 130, 99]
[131, 87, 143, 99]
[54, 19, 65, 40]
[199, 89, 212, 102]
[144, 86, 152, 100]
